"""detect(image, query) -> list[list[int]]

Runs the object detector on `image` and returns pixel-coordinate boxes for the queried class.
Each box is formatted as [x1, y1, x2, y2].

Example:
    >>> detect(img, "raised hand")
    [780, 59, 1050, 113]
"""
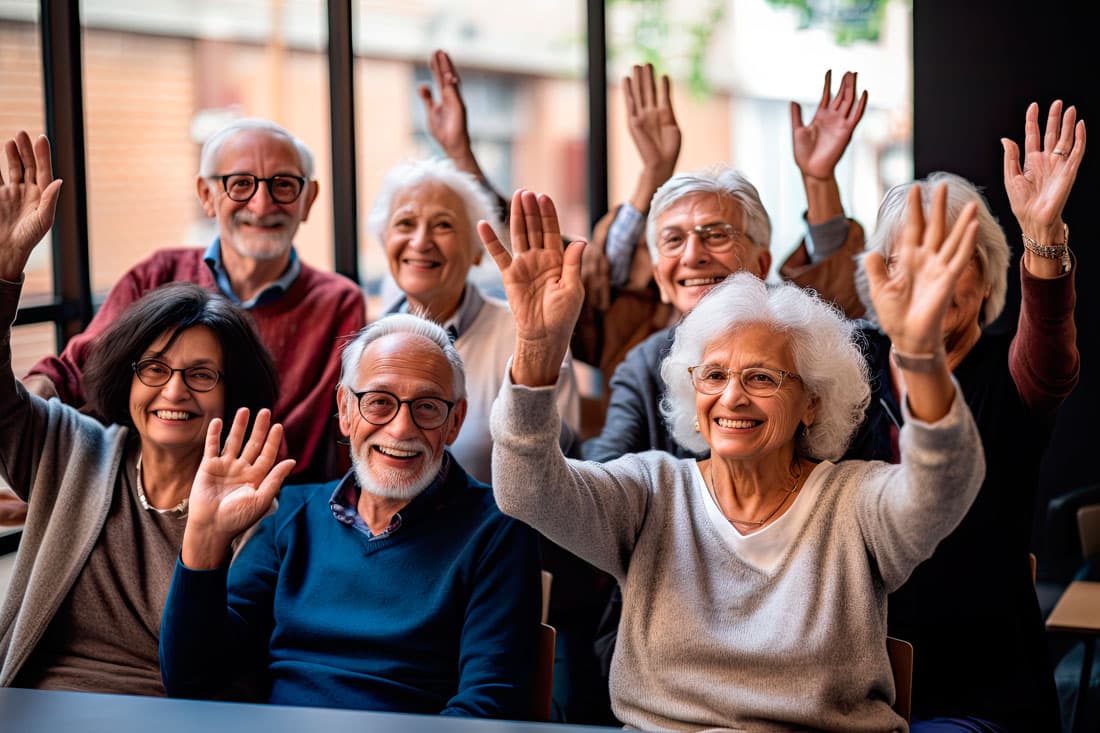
[624, 63, 681, 213]
[864, 184, 979, 356]
[790, 70, 867, 182]
[419, 49, 473, 161]
[182, 407, 296, 569]
[1002, 100, 1085, 260]
[0, 131, 63, 281]
[478, 189, 586, 387]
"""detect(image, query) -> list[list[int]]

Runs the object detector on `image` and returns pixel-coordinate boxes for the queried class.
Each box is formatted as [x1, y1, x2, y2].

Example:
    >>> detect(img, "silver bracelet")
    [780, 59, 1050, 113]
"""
[890, 345, 945, 373]
[1021, 223, 1071, 273]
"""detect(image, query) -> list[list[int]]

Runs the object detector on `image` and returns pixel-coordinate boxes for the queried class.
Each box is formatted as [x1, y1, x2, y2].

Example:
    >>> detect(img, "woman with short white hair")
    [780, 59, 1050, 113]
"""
[483, 184, 985, 730]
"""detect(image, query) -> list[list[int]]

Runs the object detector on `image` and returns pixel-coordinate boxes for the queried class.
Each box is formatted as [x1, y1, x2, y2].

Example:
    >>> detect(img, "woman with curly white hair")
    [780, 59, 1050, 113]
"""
[484, 185, 985, 731]
[367, 157, 580, 483]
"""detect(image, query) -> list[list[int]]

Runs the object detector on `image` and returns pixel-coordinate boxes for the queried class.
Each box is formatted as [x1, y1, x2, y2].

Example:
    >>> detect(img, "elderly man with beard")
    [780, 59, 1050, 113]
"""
[158, 313, 543, 718]
[16, 118, 365, 487]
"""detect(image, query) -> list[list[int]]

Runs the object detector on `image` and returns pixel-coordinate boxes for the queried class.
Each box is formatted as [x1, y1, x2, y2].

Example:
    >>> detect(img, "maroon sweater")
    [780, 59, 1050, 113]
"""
[26, 247, 366, 483]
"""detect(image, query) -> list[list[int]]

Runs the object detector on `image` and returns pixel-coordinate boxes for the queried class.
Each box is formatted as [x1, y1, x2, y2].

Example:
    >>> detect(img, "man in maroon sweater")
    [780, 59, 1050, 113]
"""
[7, 119, 365, 521]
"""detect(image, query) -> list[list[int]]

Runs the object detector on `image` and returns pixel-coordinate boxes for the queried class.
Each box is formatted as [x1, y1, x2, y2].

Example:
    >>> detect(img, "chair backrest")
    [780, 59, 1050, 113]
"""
[886, 636, 913, 722]
[540, 570, 553, 625]
[530, 622, 557, 722]
[1078, 504, 1100, 560]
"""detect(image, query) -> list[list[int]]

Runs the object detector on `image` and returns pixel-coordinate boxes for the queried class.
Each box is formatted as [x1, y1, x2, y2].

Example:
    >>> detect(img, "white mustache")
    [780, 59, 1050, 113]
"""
[233, 212, 291, 228]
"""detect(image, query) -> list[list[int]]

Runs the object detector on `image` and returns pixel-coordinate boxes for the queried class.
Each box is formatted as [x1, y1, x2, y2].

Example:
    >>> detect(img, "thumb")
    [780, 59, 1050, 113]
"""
[562, 240, 587, 281]
[863, 252, 888, 297]
[417, 84, 434, 109]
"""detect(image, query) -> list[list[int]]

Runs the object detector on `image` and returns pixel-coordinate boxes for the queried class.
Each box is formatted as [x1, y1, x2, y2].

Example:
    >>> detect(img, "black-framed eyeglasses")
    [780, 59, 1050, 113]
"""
[132, 359, 223, 392]
[687, 364, 801, 397]
[351, 390, 455, 430]
[656, 223, 749, 258]
[217, 173, 306, 204]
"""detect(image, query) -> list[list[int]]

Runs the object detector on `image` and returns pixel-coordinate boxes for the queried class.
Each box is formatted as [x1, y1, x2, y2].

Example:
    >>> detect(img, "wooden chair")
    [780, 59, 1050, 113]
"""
[886, 636, 914, 722]
[530, 622, 557, 721]
[1078, 505, 1100, 562]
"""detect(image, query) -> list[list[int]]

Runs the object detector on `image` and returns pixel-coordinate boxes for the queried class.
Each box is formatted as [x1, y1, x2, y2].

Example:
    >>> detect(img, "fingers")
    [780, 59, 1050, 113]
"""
[254, 420, 285, 472]
[204, 418, 225, 460]
[818, 69, 832, 110]
[921, 183, 948, 254]
[659, 74, 676, 122]
[833, 71, 854, 113]
[1023, 102, 1040, 156]
[32, 134, 54, 191]
[522, 190, 543, 250]
[640, 63, 656, 107]
[417, 83, 434, 108]
[508, 189, 527, 252]
[898, 184, 926, 257]
[622, 75, 637, 116]
[1043, 100, 1064, 153]
[849, 89, 869, 126]
[220, 407, 251, 459]
[790, 101, 805, 132]
[6, 138, 22, 185]
[239, 408, 272, 464]
[562, 238, 587, 282]
[256, 458, 297, 505]
[536, 193, 561, 246]
[863, 251, 889, 294]
[478, 220, 512, 272]
[1001, 137, 1022, 183]
[941, 204, 979, 277]
[1055, 104, 1078, 157]
[14, 131, 35, 185]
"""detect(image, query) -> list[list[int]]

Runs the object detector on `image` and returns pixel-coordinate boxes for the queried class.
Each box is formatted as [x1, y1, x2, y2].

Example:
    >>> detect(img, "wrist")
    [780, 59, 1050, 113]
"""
[890, 344, 946, 373]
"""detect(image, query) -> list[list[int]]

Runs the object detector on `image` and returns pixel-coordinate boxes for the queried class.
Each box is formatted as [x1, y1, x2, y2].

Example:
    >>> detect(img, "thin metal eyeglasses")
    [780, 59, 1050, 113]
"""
[132, 359, 223, 392]
[687, 364, 801, 397]
[217, 173, 306, 204]
[351, 390, 455, 430]
[656, 223, 749, 258]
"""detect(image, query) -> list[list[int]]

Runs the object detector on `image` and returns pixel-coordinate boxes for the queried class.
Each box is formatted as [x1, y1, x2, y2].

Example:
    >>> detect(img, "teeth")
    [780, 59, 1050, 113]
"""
[681, 277, 724, 287]
[717, 418, 757, 429]
[377, 446, 418, 458]
[155, 410, 192, 421]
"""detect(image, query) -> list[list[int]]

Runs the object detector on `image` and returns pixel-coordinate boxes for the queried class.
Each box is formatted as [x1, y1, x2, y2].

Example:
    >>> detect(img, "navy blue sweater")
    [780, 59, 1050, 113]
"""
[160, 457, 542, 718]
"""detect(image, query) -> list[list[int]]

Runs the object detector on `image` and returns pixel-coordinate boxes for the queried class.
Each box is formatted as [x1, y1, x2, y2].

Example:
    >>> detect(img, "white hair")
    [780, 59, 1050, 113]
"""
[340, 312, 466, 402]
[197, 118, 315, 179]
[366, 157, 505, 261]
[660, 272, 870, 461]
[645, 164, 772, 262]
[858, 171, 1010, 328]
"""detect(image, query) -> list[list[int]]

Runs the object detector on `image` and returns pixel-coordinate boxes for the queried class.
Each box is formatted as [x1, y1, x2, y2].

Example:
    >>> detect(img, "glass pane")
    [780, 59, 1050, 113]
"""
[606, 0, 914, 278]
[353, 0, 588, 312]
[0, 1, 54, 302]
[9, 322, 56, 385]
[80, 0, 334, 297]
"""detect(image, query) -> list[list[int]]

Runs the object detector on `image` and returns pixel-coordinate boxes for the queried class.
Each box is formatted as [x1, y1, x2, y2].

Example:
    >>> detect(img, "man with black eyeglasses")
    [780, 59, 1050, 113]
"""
[20, 118, 366, 488]
[159, 313, 542, 718]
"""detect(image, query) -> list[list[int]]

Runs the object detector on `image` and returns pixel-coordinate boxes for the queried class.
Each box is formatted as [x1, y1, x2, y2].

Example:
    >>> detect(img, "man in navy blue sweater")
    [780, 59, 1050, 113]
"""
[159, 313, 542, 718]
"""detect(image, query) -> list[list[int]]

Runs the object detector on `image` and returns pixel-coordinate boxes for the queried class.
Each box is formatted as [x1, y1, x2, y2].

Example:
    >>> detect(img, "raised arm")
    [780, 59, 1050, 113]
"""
[1001, 100, 1084, 411]
[864, 183, 979, 422]
[181, 407, 296, 570]
[0, 131, 62, 283]
[420, 49, 508, 217]
[479, 189, 586, 388]
[790, 69, 867, 226]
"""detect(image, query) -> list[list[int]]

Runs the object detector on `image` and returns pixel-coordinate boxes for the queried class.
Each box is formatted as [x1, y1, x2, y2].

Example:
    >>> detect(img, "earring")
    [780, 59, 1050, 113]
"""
[693, 418, 700, 432]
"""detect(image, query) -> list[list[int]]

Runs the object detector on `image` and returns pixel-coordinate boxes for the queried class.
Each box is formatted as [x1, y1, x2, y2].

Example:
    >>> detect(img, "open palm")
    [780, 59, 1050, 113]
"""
[865, 184, 979, 354]
[0, 132, 62, 281]
[791, 70, 867, 181]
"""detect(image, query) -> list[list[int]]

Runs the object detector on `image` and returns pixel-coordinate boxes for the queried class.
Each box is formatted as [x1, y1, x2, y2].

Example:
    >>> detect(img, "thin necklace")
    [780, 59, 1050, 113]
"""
[135, 454, 189, 515]
[708, 461, 802, 529]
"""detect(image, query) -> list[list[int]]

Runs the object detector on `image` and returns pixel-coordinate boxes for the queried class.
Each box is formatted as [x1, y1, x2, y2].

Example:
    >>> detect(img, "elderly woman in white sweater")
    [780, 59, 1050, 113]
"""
[481, 185, 986, 732]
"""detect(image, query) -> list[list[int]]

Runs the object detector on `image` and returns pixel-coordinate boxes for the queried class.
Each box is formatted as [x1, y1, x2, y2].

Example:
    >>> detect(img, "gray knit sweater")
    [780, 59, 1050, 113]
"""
[491, 375, 984, 732]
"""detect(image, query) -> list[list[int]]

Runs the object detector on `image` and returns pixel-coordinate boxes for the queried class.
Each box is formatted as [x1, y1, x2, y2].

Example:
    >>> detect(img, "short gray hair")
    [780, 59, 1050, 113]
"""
[340, 313, 467, 402]
[660, 272, 869, 461]
[862, 171, 1009, 328]
[645, 165, 772, 262]
[367, 157, 504, 260]
[198, 118, 315, 179]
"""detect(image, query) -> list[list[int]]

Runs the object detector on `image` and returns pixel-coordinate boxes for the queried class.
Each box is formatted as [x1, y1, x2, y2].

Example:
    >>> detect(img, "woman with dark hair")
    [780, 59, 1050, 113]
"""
[0, 132, 280, 695]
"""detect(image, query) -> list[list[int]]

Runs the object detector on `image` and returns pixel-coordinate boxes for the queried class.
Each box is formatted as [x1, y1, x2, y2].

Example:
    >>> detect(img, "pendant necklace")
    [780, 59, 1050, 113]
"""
[708, 461, 802, 529]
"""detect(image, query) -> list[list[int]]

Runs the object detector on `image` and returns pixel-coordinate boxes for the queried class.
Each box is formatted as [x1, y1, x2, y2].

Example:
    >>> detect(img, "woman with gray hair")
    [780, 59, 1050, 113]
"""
[845, 101, 1084, 732]
[367, 157, 579, 483]
[483, 184, 985, 730]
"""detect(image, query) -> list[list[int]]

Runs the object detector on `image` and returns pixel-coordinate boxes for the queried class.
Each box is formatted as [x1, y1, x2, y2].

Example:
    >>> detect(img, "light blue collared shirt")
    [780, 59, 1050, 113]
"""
[385, 284, 486, 343]
[202, 238, 301, 308]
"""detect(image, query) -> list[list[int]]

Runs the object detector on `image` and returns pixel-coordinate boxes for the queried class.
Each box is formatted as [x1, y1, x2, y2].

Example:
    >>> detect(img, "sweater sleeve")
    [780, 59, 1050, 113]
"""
[779, 218, 867, 320]
[160, 513, 281, 699]
[0, 278, 54, 499]
[855, 378, 986, 591]
[491, 370, 651, 581]
[442, 514, 542, 718]
[1008, 256, 1079, 416]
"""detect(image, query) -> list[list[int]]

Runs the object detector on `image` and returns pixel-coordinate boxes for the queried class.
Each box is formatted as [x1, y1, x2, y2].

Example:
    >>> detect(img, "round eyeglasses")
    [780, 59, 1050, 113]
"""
[217, 173, 306, 204]
[687, 364, 801, 397]
[351, 390, 455, 430]
[656, 223, 749, 258]
[132, 359, 223, 392]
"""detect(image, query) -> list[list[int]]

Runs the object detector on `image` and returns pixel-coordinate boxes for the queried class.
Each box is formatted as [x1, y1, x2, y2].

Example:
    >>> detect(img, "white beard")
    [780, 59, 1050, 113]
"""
[350, 440, 441, 501]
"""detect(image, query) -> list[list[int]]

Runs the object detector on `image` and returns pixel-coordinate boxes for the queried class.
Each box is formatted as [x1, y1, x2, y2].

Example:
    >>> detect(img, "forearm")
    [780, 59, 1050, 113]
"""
[628, 167, 667, 214]
[802, 174, 844, 225]
[159, 559, 235, 698]
[1010, 255, 1079, 412]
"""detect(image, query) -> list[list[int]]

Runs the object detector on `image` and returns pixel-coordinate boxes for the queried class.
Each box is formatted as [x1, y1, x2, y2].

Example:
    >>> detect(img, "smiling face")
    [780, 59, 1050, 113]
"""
[695, 323, 815, 466]
[383, 180, 477, 322]
[338, 332, 466, 501]
[129, 326, 226, 459]
[652, 192, 772, 314]
[197, 129, 318, 262]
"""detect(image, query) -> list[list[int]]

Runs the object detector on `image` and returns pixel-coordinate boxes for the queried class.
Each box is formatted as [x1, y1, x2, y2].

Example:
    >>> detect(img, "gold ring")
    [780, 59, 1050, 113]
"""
[1052, 149, 1068, 156]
